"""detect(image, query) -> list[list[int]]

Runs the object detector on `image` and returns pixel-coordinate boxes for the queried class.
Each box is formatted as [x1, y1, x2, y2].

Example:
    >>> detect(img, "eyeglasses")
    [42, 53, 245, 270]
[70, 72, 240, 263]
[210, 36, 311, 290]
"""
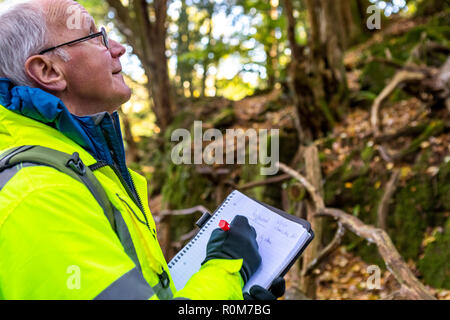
[39, 27, 109, 55]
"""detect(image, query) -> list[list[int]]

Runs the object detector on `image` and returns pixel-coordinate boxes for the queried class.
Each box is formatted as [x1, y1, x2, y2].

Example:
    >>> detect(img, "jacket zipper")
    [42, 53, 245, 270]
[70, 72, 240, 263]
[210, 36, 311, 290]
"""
[89, 161, 170, 289]
[89, 161, 151, 230]
[90, 161, 168, 289]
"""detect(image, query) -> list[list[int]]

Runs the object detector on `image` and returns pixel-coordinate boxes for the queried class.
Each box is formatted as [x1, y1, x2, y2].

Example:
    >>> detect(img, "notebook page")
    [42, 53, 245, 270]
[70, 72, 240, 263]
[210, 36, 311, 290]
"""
[168, 190, 310, 292]
[239, 196, 310, 291]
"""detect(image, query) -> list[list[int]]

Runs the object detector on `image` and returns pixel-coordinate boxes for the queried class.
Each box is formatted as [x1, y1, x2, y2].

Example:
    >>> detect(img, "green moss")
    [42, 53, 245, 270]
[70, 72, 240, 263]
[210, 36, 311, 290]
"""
[263, 101, 284, 113]
[360, 61, 396, 95]
[361, 145, 375, 163]
[240, 162, 266, 202]
[339, 174, 385, 266]
[418, 218, 450, 289]
[161, 163, 213, 210]
[359, 11, 450, 94]
[398, 120, 444, 160]
[238, 128, 298, 208]
[347, 236, 385, 267]
[211, 107, 235, 128]
[437, 161, 450, 211]
[163, 110, 196, 141]
[416, 0, 450, 17]
[160, 163, 216, 243]
[321, 131, 448, 271]
[388, 176, 433, 261]
[325, 151, 376, 206]
[277, 128, 299, 165]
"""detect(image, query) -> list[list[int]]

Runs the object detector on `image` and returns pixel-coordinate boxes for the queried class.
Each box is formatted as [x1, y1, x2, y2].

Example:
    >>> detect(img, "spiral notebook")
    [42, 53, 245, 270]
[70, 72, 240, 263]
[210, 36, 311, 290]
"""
[168, 190, 314, 293]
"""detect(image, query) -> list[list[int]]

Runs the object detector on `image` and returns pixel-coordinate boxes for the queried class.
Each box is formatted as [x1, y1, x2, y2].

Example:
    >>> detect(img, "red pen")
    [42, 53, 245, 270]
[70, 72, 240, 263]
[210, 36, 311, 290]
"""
[219, 220, 230, 231]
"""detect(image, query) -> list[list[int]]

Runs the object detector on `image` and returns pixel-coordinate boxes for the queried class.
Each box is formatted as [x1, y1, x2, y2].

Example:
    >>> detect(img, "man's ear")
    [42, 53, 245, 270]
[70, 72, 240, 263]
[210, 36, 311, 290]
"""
[24, 55, 67, 92]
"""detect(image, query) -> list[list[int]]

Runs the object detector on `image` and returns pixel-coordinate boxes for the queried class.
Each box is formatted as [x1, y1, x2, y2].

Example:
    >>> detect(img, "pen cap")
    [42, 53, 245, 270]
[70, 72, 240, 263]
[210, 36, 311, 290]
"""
[219, 220, 230, 231]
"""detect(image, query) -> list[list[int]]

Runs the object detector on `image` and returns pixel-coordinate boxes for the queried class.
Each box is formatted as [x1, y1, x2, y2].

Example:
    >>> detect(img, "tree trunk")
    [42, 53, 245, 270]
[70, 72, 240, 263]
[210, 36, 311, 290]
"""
[106, 0, 174, 133]
[284, 0, 302, 61]
[266, 0, 280, 90]
[176, 0, 193, 97]
[316, 0, 348, 115]
[299, 145, 324, 299]
[201, 17, 214, 97]
[341, 0, 364, 46]
[119, 109, 140, 163]
[283, 0, 350, 141]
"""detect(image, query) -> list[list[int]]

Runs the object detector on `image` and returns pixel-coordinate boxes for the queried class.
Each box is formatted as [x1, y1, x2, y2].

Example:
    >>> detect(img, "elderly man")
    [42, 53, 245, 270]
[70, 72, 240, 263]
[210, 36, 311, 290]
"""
[0, 0, 287, 300]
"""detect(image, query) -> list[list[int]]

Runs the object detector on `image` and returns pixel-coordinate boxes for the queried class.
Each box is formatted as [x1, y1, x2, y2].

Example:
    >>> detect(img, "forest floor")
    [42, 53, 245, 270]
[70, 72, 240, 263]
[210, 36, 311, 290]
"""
[284, 245, 450, 300]
[150, 84, 449, 300]
[269, 91, 449, 300]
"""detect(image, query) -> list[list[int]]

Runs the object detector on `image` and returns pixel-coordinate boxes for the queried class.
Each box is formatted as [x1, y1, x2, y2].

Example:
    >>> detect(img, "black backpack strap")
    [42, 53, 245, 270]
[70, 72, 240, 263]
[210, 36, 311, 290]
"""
[0, 145, 116, 232]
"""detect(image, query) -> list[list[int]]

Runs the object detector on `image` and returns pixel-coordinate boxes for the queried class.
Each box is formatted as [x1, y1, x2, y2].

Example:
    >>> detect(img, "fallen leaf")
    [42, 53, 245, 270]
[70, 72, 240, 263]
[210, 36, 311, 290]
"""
[426, 166, 439, 176]
[400, 166, 412, 178]
[420, 141, 430, 149]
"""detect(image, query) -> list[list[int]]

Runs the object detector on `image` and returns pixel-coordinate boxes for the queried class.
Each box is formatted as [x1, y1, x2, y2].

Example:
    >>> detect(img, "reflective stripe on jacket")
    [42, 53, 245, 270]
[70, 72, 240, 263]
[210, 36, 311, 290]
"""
[0, 94, 244, 299]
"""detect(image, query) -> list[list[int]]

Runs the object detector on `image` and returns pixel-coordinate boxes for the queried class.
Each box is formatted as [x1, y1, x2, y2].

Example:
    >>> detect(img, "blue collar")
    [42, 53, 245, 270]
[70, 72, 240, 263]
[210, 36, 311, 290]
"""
[0, 78, 133, 189]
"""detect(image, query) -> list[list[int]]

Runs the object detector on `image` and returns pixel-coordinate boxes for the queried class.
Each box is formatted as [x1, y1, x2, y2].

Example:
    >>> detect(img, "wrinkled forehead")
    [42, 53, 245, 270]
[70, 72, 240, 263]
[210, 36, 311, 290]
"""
[43, 0, 94, 31]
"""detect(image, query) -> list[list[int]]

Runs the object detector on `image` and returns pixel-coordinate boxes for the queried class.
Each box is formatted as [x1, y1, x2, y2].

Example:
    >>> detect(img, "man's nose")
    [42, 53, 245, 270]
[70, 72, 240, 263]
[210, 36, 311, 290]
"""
[109, 39, 126, 58]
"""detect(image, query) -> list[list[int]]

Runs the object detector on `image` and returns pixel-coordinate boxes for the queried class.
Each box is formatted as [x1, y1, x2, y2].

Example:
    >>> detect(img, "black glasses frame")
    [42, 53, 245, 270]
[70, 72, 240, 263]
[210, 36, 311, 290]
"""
[39, 27, 109, 55]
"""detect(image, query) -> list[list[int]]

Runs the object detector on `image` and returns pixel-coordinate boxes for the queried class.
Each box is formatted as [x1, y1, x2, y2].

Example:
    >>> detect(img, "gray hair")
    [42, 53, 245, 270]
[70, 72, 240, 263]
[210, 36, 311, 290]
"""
[0, 1, 70, 87]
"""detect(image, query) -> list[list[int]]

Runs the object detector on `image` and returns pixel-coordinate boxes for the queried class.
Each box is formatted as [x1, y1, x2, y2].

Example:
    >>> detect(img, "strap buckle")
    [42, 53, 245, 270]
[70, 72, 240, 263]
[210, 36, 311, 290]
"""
[66, 152, 86, 176]
[158, 270, 170, 288]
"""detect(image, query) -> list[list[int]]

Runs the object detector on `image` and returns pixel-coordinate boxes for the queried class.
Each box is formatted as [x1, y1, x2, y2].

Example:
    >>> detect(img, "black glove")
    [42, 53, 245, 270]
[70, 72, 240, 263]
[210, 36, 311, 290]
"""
[202, 215, 262, 284]
[243, 277, 286, 300]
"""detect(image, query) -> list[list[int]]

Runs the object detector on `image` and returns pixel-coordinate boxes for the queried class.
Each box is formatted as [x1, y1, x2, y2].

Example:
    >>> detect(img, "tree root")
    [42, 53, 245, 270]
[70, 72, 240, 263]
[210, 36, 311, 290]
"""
[370, 56, 450, 136]
[277, 161, 436, 300]
[301, 222, 345, 277]
[376, 169, 400, 230]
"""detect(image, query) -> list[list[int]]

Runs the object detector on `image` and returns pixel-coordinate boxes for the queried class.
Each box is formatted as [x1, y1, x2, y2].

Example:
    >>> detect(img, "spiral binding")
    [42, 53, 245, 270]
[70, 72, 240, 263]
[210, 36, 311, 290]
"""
[168, 192, 236, 269]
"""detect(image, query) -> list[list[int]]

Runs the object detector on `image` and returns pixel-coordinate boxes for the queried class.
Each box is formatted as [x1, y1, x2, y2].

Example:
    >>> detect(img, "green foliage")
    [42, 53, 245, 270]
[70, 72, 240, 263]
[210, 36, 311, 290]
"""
[323, 143, 449, 270]
[388, 176, 432, 261]
[414, 0, 450, 17]
[239, 162, 266, 202]
[211, 106, 236, 128]
[161, 162, 212, 210]
[77, 0, 109, 23]
[216, 74, 255, 100]
[437, 161, 450, 212]
[418, 218, 450, 289]
[361, 145, 375, 163]
[277, 128, 299, 165]
[360, 10, 450, 94]
[399, 120, 444, 160]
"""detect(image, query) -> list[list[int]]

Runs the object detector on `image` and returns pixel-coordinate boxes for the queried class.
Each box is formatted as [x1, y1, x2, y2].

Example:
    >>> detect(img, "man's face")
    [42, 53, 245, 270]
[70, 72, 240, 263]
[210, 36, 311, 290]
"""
[45, 0, 131, 115]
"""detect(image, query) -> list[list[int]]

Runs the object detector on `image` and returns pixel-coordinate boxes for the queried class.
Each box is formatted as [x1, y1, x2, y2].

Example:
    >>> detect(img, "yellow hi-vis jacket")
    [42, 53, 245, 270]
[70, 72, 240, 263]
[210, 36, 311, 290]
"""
[0, 86, 244, 300]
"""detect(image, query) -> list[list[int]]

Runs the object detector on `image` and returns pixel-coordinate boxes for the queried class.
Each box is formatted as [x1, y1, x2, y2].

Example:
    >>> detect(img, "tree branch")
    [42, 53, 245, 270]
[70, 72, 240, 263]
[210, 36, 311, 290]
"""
[301, 222, 345, 277]
[106, 0, 130, 25]
[277, 161, 436, 300]
[370, 70, 426, 136]
[277, 162, 325, 210]
[155, 205, 210, 223]
[317, 207, 435, 300]
[227, 173, 291, 191]
[377, 169, 400, 230]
